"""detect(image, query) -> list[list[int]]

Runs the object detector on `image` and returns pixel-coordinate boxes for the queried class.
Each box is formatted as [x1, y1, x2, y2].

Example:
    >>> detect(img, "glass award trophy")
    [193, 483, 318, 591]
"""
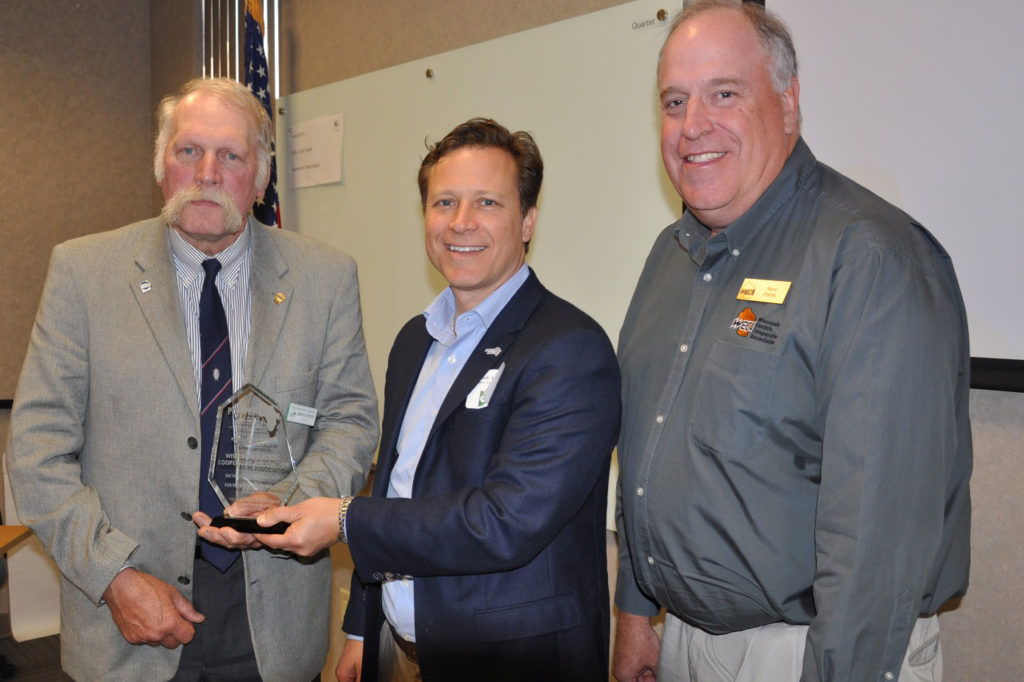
[208, 384, 298, 534]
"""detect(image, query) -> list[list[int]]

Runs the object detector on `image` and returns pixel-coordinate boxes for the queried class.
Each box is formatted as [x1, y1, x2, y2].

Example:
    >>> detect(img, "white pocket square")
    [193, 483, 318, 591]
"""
[466, 362, 505, 409]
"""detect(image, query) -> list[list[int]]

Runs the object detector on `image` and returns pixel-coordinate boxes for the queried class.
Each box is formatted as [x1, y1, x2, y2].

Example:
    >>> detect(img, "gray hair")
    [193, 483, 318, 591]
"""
[153, 77, 273, 190]
[662, 0, 798, 94]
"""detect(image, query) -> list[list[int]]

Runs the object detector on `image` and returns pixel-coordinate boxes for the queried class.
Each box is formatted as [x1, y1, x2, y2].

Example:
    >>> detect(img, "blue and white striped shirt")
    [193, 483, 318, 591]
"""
[168, 221, 253, 402]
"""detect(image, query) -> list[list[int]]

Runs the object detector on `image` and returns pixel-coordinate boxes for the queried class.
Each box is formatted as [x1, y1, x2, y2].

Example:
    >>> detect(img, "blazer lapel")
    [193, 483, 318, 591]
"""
[428, 271, 545, 440]
[129, 221, 200, 421]
[245, 224, 292, 389]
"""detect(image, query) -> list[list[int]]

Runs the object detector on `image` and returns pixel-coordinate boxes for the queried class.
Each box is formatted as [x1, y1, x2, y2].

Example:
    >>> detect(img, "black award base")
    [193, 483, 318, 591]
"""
[210, 515, 290, 535]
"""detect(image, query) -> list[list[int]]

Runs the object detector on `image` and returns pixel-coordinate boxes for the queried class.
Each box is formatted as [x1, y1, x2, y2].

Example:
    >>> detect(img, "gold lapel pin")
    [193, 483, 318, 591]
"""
[274, 292, 286, 304]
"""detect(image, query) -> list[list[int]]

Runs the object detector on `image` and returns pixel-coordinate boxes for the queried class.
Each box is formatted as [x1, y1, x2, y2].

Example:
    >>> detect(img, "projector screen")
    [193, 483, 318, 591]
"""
[774, 0, 1024, 365]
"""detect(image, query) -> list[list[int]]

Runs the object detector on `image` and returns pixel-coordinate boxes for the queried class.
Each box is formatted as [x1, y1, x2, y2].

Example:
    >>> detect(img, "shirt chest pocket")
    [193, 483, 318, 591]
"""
[689, 341, 780, 460]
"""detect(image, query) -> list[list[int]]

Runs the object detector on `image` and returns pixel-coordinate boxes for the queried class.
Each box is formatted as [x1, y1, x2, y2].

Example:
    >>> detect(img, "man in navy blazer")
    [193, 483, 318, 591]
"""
[255, 118, 621, 681]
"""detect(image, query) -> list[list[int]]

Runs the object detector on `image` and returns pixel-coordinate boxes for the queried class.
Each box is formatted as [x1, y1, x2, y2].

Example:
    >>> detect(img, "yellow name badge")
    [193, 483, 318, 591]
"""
[736, 278, 791, 304]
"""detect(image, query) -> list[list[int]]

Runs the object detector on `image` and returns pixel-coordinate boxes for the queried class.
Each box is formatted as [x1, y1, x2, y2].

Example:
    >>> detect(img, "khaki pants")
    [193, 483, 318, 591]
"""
[658, 613, 941, 682]
[378, 620, 422, 682]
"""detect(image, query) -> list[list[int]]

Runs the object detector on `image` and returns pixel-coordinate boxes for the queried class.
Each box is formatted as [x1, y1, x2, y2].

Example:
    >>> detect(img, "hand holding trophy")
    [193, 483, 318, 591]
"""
[208, 384, 298, 534]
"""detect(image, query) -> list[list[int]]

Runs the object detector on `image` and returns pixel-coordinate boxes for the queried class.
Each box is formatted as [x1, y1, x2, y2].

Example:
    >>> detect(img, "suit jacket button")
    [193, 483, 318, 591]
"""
[187, 437, 198, 449]
[181, 511, 192, 521]
[372, 572, 383, 581]
[177, 576, 190, 585]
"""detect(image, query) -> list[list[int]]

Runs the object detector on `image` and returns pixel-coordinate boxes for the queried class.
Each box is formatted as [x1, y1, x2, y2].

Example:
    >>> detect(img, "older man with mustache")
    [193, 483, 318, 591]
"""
[7, 77, 379, 682]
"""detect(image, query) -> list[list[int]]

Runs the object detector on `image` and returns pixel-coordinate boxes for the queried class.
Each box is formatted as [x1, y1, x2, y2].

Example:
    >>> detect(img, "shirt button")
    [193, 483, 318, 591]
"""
[884, 674, 894, 681]
[655, 415, 664, 424]
[703, 273, 712, 282]
[647, 556, 655, 565]
[636, 487, 644, 496]
[448, 355, 456, 364]
[732, 248, 740, 256]
[680, 344, 688, 353]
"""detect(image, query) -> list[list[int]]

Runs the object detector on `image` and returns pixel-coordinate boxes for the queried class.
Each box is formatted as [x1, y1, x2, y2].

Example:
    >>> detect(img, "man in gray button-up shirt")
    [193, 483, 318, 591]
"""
[612, 3, 971, 681]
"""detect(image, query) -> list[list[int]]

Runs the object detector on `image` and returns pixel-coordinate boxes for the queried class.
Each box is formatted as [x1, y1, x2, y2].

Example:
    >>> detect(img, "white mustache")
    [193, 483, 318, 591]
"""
[161, 186, 244, 234]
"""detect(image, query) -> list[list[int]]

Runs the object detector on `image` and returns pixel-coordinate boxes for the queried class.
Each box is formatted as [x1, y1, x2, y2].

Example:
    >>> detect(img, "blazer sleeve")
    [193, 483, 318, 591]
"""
[341, 568, 369, 636]
[346, 323, 621, 579]
[6, 244, 138, 604]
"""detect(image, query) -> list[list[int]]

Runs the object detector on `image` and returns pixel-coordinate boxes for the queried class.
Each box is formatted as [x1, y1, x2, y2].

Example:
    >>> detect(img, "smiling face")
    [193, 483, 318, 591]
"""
[423, 146, 537, 314]
[659, 7, 800, 230]
[159, 92, 267, 254]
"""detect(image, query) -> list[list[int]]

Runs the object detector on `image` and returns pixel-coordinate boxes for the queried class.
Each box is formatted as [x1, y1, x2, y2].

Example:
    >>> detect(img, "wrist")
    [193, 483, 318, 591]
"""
[337, 496, 354, 544]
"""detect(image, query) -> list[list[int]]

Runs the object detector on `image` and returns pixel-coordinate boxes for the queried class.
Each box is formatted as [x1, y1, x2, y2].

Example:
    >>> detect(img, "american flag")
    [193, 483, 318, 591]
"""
[244, 0, 281, 227]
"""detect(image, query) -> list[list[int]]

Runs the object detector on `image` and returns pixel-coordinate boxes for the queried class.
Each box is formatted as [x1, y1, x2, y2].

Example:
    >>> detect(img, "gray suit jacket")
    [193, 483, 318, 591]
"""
[7, 218, 379, 681]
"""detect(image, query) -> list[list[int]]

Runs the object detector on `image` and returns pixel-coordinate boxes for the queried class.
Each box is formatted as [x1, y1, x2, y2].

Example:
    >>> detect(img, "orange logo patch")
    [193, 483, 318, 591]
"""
[730, 307, 757, 337]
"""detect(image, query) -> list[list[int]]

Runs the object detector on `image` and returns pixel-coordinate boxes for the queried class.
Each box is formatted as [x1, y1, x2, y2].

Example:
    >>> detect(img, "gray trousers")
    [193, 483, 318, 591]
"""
[658, 613, 941, 682]
[171, 557, 262, 682]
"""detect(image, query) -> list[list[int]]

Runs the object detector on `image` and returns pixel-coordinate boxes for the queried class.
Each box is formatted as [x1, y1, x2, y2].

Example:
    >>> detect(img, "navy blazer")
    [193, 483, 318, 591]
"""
[342, 271, 620, 681]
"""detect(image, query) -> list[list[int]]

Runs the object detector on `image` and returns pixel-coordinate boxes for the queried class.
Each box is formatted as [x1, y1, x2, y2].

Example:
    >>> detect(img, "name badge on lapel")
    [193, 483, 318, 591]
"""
[466, 363, 505, 409]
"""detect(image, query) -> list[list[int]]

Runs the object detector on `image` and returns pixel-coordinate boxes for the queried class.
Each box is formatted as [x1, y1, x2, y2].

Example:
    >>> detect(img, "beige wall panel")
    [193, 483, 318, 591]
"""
[149, 0, 204, 210]
[940, 390, 1024, 679]
[0, 0, 153, 398]
[279, 0, 631, 94]
[150, 0, 202, 114]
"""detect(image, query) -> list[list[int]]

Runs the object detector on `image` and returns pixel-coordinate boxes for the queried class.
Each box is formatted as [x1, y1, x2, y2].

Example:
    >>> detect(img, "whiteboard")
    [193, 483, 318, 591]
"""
[275, 0, 682, 400]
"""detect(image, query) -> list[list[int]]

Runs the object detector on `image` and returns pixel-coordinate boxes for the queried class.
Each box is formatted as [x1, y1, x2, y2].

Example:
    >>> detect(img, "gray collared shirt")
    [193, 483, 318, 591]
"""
[615, 138, 971, 681]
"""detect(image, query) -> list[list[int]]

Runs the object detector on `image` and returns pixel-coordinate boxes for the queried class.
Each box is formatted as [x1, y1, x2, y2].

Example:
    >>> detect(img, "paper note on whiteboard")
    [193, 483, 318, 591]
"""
[287, 114, 344, 189]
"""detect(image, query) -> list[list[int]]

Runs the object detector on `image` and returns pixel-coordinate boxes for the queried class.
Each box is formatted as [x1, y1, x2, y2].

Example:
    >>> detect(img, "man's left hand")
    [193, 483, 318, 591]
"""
[253, 497, 343, 556]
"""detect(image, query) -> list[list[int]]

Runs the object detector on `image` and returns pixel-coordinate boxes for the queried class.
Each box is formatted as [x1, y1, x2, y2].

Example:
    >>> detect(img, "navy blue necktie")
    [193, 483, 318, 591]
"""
[198, 258, 238, 571]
